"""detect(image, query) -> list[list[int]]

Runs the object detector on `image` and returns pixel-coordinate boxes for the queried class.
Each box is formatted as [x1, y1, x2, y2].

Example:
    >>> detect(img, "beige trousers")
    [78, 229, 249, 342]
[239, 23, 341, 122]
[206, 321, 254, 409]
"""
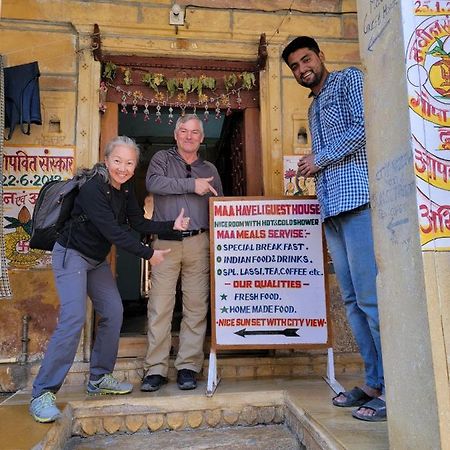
[144, 232, 210, 376]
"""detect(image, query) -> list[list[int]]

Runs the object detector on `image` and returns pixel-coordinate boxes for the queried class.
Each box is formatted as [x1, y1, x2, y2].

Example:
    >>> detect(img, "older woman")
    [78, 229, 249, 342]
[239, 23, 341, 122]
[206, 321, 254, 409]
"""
[30, 136, 189, 423]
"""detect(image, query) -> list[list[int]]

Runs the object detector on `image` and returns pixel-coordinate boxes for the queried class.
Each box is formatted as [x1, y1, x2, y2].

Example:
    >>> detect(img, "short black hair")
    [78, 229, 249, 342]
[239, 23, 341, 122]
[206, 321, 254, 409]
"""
[281, 36, 321, 64]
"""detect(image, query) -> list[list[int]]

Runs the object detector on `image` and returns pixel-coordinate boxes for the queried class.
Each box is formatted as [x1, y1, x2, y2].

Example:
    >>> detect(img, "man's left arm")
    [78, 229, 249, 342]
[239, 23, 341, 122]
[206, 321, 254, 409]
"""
[314, 68, 366, 169]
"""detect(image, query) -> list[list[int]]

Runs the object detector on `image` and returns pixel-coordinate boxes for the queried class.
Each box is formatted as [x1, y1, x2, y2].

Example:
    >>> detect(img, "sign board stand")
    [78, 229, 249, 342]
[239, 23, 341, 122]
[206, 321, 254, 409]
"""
[206, 350, 219, 396]
[207, 197, 342, 396]
[324, 347, 345, 394]
[207, 347, 344, 397]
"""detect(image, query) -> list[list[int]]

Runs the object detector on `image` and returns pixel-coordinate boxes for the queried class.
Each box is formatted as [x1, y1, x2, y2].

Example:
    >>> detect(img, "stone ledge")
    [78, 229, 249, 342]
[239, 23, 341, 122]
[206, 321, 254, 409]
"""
[285, 397, 345, 450]
[72, 404, 286, 436]
[34, 387, 348, 450]
[25, 352, 364, 390]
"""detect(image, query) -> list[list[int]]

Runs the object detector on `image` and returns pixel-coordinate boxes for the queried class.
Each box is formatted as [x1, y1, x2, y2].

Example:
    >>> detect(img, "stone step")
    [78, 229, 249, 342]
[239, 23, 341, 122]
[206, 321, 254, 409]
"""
[2, 376, 388, 450]
[26, 352, 363, 391]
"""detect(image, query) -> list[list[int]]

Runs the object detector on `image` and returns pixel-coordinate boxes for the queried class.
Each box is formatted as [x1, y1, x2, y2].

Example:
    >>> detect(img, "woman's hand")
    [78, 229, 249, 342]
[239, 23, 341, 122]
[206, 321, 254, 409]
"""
[174, 207, 190, 231]
[149, 248, 171, 266]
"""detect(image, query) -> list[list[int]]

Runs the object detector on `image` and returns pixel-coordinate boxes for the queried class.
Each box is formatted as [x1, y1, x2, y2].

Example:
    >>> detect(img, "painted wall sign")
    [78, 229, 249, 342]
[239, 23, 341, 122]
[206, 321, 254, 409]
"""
[210, 197, 330, 349]
[404, 4, 450, 250]
[2, 146, 75, 268]
[283, 155, 315, 197]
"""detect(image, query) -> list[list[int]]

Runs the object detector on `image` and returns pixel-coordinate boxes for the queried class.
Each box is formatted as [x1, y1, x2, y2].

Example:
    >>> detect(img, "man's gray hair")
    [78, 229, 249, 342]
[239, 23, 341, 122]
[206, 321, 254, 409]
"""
[175, 114, 204, 136]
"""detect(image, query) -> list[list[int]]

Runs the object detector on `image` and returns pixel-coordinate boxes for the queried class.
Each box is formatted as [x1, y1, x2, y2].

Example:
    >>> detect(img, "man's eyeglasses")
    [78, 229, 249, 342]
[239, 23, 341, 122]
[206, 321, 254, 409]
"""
[185, 164, 192, 178]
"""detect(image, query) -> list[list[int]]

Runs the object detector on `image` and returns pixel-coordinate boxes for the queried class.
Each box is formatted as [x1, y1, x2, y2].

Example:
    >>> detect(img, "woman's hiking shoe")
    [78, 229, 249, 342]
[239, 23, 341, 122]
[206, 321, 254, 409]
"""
[87, 373, 133, 395]
[29, 392, 61, 423]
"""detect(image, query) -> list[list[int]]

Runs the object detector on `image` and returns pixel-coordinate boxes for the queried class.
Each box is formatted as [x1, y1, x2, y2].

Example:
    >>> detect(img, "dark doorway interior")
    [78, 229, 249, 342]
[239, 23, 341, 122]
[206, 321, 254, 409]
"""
[117, 108, 241, 336]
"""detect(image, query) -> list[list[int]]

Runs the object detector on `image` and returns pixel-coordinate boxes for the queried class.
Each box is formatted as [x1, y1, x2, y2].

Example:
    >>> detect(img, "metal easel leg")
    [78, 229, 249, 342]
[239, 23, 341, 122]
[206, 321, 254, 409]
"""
[206, 350, 220, 397]
[323, 347, 345, 394]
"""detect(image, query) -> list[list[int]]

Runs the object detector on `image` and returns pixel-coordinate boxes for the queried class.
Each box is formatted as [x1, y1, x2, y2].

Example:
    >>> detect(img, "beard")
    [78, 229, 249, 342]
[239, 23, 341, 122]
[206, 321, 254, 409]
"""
[298, 65, 325, 90]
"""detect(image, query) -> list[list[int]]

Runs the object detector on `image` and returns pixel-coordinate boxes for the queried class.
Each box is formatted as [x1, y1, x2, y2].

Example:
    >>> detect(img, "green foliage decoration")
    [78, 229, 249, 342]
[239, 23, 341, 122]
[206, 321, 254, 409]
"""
[224, 73, 238, 91]
[104, 63, 256, 101]
[103, 62, 117, 81]
[122, 68, 133, 85]
[142, 73, 166, 92]
[240, 72, 256, 90]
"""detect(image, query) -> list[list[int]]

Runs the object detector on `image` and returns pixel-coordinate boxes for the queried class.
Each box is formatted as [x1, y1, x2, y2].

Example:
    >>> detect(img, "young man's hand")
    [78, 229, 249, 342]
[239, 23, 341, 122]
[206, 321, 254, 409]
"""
[298, 154, 320, 177]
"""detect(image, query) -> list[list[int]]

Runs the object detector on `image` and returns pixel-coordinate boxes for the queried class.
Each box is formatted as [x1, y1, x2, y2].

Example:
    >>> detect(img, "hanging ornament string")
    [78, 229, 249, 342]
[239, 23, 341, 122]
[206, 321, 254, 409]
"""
[103, 81, 252, 124]
[100, 62, 257, 124]
[143, 101, 150, 121]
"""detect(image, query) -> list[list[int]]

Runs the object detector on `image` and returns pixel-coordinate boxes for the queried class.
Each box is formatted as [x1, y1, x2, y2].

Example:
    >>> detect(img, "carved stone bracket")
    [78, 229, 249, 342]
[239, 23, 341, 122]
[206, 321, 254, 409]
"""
[92, 24, 102, 61]
[257, 33, 268, 71]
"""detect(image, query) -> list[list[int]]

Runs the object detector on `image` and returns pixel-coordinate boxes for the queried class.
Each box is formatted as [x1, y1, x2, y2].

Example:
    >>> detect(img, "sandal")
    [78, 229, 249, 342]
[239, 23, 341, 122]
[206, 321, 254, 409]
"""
[352, 397, 387, 422]
[332, 386, 373, 407]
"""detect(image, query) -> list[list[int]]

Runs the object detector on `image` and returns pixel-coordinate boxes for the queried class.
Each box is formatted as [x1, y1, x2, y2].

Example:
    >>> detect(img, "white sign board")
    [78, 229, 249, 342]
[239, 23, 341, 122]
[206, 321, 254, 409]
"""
[210, 197, 330, 349]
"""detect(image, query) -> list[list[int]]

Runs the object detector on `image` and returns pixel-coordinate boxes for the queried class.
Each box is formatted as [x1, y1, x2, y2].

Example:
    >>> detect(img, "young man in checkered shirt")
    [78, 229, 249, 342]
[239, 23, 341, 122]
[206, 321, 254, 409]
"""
[282, 36, 386, 422]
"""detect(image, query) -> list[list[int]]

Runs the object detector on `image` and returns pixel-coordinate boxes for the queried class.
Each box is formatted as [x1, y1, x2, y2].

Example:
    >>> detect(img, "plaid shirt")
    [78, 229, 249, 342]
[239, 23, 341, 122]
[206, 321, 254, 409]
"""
[309, 67, 369, 219]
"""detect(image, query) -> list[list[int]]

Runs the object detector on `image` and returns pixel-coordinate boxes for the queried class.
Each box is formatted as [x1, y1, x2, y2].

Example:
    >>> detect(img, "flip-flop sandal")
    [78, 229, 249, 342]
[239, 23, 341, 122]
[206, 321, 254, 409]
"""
[352, 397, 387, 422]
[332, 386, 373, 407]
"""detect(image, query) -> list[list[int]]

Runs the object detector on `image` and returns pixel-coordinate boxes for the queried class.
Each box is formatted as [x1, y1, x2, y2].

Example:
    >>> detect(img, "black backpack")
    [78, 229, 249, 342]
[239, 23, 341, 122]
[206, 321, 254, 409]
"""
[29, 177, 84, 251]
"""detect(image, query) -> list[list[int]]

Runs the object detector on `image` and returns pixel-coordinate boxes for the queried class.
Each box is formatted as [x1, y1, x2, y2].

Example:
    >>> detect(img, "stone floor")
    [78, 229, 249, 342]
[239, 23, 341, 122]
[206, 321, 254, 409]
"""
[0, 375, 389, 450]
[64, 424, 301, 450]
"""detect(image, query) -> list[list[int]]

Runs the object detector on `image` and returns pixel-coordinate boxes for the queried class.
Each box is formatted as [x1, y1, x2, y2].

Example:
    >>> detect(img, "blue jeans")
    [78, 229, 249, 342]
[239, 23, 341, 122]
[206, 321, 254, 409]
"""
[32, 243, 123, 398]
[324, 207, 384, 392]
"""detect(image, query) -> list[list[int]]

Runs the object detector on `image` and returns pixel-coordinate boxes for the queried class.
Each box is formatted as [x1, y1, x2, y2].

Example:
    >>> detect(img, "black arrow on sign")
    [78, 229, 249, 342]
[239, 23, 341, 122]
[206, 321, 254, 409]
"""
[234, 328, 299, 338]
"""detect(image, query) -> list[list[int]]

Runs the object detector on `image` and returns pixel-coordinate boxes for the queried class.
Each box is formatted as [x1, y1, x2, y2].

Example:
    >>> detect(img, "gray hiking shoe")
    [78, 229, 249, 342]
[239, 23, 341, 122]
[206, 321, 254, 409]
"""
[29, 392, 61, 423]
[86, 373, 133, 395]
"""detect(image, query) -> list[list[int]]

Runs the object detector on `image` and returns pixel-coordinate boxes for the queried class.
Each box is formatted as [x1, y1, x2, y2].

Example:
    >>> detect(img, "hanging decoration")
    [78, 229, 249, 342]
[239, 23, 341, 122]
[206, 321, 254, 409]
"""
[99, 61, 257, 124]
[103, 62, 117, 81]
[98, 81, 108, 113]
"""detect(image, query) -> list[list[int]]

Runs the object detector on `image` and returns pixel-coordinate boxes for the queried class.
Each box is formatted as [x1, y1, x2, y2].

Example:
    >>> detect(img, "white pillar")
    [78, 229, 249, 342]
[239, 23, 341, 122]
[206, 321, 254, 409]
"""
[356, 2, 450, 448]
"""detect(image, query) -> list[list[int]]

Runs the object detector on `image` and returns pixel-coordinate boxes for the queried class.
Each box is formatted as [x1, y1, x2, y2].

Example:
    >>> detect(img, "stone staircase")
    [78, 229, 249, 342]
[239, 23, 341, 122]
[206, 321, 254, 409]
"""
[2, 359, 389, 450]
[31, 378, 356, 450]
